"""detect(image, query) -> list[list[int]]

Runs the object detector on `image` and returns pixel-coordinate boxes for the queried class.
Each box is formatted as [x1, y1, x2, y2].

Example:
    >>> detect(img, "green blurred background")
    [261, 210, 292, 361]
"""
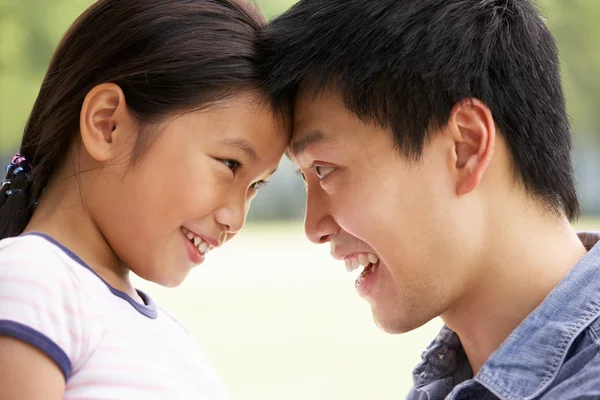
[1, 1, 599, 399]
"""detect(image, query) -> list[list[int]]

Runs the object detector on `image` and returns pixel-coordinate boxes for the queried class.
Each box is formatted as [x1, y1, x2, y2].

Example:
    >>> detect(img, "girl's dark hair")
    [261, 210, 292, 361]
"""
[0, 0, 268, 239]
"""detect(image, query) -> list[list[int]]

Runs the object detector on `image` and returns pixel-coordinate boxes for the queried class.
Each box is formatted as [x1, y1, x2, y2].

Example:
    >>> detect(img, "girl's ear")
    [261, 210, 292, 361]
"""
[80, 83, 135, 163]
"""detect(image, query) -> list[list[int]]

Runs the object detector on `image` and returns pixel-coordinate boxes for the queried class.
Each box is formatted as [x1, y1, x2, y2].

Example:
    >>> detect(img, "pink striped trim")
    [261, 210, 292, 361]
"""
[0, 275, 54, 297]
[64, 397, 109, 400]
[0, 276, 90, 317]
[0, 262, 71, 286]
[74, 363, 158, 372]
[0, 295, 84, 344]
[65, 398, 103, 400]
[92, 345, 128, 352]
[66, 379, 169, 392]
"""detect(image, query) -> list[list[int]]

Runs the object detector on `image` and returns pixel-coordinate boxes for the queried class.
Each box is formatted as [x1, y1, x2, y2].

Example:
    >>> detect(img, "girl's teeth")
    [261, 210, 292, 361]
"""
[198, 242, 209, 254]
[183, 228, 211, 255]
[351, 258, 359, 270]
[368, 253, 379, 264]
[358, 254, 369, 267]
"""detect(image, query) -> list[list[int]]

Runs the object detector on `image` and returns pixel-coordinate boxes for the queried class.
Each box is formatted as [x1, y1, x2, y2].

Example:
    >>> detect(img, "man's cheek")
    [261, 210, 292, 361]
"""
[336, 208, 374, 242]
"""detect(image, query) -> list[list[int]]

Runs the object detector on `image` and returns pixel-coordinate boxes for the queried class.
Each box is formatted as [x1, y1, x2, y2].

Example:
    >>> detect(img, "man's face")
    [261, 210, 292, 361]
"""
[291, 90, 485, 333]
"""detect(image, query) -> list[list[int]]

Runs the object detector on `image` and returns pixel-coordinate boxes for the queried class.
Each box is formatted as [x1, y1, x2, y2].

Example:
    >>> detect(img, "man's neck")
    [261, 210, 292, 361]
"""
[441, 209, 587, 375]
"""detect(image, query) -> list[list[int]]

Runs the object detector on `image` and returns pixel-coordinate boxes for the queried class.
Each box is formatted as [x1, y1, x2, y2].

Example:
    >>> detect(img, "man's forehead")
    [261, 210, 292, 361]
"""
[292, 85, 344, 126]
[287, 89, 352, 160]
[288, 129, 330, 159]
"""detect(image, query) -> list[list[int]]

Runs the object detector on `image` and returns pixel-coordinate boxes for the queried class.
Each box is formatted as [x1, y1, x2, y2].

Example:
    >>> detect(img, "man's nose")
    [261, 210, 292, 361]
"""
[304, 184, 339, 244]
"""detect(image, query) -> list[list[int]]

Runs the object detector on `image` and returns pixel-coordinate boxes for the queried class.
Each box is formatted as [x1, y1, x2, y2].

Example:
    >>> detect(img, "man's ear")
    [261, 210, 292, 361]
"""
[447, 98, 496, 196]
[79, 83, 131, 163]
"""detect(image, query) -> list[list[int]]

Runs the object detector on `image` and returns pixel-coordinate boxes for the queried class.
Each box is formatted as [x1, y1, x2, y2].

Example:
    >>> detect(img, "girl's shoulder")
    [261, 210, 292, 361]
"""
[0, 233, 160, 319]
[0, 233, 84, 283]
[0, 233, 98, 381]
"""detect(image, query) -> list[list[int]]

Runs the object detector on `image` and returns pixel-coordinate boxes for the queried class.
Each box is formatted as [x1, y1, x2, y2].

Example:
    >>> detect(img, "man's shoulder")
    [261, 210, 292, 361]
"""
[589, 315, 600, 342]
[528, 303, 600, 398]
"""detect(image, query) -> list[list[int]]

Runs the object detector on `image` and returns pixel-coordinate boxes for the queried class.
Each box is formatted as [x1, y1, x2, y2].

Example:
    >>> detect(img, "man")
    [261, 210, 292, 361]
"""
[259, 0, 600, 398]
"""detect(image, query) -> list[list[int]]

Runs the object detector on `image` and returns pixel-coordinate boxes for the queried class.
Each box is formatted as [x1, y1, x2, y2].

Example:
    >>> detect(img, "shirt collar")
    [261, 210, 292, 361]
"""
[413, 232, 600, 399]
[412, 325, 468, 388]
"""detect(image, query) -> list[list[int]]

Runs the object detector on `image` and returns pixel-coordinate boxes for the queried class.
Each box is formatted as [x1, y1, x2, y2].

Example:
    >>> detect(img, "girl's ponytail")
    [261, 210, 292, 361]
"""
[0, 154, 36, 239]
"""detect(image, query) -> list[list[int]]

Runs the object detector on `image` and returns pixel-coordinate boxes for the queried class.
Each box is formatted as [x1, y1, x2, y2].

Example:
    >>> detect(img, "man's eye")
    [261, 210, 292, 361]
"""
[221, 159, 241, 173]
[315, 165, 334, 179]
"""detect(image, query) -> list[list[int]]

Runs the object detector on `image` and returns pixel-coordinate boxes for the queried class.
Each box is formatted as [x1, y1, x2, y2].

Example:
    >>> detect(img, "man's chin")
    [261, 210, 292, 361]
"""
[371, 306, 428, 334]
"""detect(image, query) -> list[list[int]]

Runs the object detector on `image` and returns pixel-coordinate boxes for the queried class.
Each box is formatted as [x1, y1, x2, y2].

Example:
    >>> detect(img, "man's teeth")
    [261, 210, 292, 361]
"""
[358, 254, 368, 266]
[368, 253, 378, 264]
[344, 259, 352, 271]
[183, 229, 211, 255]
[344, 253, 379, 272]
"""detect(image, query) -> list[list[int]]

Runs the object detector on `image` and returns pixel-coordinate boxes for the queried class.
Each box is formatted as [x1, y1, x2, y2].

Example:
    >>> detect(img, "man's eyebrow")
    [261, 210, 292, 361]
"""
[289, 130, 328, 158]
[218, 137, 258, 162]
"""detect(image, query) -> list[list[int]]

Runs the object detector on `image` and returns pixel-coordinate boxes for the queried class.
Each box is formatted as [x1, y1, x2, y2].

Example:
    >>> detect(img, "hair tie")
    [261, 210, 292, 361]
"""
[11, 154, 27, 165]
[5, 189, 24, 196]
[5, 154, 32, 175]
[3, 153, 32, 198]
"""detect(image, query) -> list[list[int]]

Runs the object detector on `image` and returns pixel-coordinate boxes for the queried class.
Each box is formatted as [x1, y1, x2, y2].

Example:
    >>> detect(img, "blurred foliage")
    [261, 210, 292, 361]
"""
[1, 0, 599, 151]
[541, 0, 600, 141]
[258, 0, 297, 19]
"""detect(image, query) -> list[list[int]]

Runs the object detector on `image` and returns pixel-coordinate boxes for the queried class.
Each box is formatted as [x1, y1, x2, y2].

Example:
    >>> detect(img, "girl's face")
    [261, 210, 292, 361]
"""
[88, 93, 289, 287]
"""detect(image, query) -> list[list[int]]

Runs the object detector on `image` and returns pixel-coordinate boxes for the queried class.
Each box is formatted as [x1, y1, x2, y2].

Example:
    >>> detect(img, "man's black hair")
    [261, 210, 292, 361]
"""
[259, 0, 579, 219]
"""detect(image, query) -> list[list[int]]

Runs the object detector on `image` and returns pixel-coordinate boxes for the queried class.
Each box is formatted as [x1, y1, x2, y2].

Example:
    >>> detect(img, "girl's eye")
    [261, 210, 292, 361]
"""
[250, 180, 269, 190]
[315, 165, 335, 179]
[221, 159, 241, 173]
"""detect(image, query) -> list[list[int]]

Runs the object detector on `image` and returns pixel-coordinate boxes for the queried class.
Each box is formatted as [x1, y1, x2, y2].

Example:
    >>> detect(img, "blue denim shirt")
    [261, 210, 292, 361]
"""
[407, 232, 600, 400]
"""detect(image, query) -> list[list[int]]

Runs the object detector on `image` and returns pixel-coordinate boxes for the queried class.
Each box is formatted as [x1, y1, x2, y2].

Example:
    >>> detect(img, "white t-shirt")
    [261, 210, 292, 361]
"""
[0, 233, 228, 400]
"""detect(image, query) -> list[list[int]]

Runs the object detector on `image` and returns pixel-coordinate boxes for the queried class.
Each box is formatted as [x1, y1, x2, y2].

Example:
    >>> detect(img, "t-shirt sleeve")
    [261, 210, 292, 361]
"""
[0, 240, 87, 381]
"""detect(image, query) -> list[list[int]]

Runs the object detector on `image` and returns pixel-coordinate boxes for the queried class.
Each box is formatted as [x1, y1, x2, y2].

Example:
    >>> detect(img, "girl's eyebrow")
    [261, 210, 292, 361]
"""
[217, 137, 258, 162]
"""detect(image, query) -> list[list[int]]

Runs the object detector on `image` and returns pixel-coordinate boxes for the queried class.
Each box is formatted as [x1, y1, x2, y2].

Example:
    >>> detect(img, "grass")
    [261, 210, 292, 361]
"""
[132, 217, 600, 400]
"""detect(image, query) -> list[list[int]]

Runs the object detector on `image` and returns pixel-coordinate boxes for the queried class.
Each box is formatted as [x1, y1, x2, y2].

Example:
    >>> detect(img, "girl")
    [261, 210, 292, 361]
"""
[0, 1, 289, 399]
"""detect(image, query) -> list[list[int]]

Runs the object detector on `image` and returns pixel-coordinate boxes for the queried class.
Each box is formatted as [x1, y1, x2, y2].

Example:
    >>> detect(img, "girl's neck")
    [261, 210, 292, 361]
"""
[23, 166, 142, 303]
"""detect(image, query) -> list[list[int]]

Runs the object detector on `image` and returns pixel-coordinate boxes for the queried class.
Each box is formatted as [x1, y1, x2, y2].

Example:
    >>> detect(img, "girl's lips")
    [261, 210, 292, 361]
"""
[183, 229, 205, 265]
[181, 226, 219, 248]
